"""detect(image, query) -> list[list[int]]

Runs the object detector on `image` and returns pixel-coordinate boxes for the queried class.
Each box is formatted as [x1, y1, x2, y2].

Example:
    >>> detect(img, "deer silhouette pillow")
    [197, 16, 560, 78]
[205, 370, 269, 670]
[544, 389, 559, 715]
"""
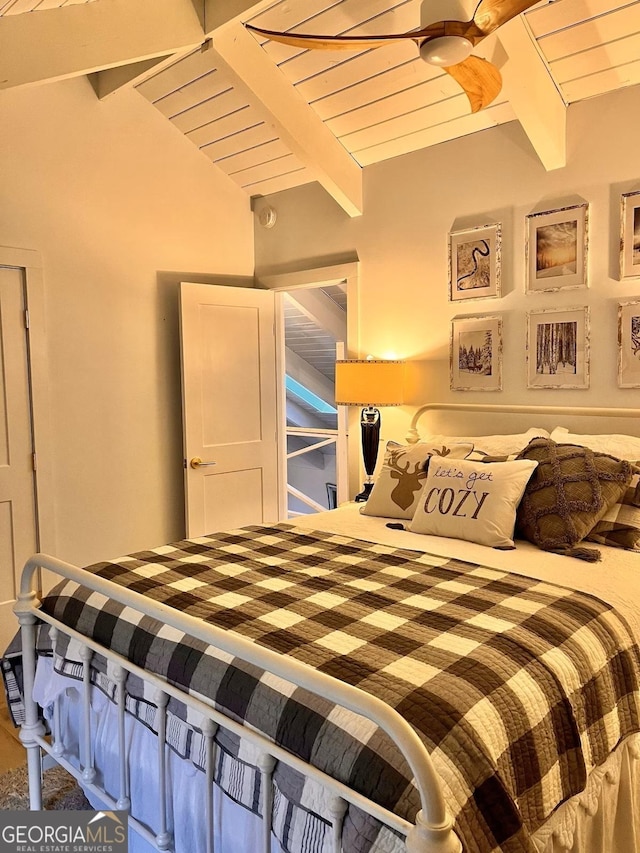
[362, 441, 473, 520]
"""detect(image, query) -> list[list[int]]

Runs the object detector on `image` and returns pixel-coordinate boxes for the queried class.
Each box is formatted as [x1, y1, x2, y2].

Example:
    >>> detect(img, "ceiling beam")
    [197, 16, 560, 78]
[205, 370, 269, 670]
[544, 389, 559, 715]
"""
[203, 0, 277, 32]
[0, 0, 205, 90]
[497, 15, 567, 171]
[286, 289, 347, 345]
[213, 22, 363, 217]
[91, 0, 297, 99]
[285, 348, 336, 407]
[89, 56, 177, 100]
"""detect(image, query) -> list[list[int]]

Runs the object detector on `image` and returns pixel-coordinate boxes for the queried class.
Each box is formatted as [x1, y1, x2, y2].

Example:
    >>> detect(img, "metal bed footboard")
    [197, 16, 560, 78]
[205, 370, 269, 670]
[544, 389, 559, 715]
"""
[14, 553, 462, 853]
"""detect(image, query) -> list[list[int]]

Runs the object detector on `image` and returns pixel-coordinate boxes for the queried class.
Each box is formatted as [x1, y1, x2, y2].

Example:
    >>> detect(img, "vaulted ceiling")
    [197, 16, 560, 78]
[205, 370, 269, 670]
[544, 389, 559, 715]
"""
[2, 0, 639, 216]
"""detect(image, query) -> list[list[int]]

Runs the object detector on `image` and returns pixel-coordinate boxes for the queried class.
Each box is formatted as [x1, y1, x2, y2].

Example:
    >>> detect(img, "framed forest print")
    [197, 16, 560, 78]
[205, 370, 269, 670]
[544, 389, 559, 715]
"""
[618, 300, 640, 387]
[526, 306, 589, 389]
[450, 315, 503, 391]
[448, 223, 501, 302]
[525, 203, 588, 292]
[620, 191, 640, 279]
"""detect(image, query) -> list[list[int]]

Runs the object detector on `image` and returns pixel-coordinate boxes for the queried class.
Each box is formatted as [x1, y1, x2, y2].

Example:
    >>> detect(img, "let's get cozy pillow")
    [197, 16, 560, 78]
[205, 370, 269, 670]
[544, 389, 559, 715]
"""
[409, 456, 538, 548]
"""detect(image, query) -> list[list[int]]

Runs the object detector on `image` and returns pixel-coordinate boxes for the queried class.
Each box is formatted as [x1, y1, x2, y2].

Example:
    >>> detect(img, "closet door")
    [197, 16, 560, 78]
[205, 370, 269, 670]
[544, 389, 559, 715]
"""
[0, 266, 38, 651]
[180, 283, 280, 538]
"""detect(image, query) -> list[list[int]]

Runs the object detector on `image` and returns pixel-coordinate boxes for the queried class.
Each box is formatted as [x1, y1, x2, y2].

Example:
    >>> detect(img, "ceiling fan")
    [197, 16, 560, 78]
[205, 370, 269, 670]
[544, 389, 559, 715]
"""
[245, 0, 539, 114]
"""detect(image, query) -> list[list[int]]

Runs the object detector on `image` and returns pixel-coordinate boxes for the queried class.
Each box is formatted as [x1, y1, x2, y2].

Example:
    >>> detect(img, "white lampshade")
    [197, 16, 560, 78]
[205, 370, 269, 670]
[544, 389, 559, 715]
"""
[335, 359, 404, 407]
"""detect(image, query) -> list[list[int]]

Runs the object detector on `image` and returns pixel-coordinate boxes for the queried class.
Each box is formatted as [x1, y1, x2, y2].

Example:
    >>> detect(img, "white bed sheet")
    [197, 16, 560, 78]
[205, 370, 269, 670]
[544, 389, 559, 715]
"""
[34, 506, 640, 853]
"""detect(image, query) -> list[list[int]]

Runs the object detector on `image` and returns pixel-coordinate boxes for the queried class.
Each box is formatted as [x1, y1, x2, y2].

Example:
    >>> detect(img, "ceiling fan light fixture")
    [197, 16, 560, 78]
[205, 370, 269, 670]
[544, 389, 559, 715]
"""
[419, 35, 473, 67]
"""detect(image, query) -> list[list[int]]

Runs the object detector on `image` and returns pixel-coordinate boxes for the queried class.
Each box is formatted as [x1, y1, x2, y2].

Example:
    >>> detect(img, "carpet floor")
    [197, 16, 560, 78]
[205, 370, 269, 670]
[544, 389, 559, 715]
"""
[0, 764, 92, 810]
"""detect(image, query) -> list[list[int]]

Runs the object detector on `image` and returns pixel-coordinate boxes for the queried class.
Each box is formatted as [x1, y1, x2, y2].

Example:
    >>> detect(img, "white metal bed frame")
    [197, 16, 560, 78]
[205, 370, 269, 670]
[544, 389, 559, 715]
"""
[406, 402, 640, 444]
[14, 402, 640, 853]
[15, 554, 461, 853]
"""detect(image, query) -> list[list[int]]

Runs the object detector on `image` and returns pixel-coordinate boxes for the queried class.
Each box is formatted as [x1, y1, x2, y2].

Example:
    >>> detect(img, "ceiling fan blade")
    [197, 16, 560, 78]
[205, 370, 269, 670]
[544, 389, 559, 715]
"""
[445, 55, 502, 113]
[245, 22, 446, 51]
[473, 0, 541, 36]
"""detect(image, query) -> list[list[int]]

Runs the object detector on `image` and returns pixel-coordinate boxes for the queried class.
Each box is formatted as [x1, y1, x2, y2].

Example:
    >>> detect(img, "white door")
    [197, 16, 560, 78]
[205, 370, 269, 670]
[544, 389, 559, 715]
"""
[0, 267, 38, 651]
[180, 283, 280, 538]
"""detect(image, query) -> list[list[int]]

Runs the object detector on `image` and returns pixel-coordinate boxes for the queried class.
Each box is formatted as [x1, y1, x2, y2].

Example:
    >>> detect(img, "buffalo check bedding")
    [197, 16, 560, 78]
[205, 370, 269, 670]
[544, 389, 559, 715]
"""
[6, 522, 640, 853]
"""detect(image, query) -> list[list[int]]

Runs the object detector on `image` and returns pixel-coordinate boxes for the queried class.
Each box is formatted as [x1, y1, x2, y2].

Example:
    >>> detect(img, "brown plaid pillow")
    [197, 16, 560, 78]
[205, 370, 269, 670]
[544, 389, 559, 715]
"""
[515, 438, 634, 560]
[586, 465, 640, 550]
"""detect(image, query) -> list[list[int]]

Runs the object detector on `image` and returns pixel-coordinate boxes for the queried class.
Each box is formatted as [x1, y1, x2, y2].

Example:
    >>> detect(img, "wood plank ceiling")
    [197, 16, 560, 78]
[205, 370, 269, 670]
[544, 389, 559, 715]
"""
[136, 46, 314, 198]
[2, 0, 640, 213]
[284, 285, 346, 383]
[130, 0, 640, 211]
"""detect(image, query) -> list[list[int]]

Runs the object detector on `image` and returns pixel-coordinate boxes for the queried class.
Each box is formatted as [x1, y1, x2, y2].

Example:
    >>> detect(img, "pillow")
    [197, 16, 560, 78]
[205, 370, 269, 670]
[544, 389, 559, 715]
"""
[516, 438, 634, 560]
[362, 441, 473, 519]
[550, 427, 640, 462]
[420, 427, 549, 458]
[586, 467, 640, 550]
[408, 457, 538, 548]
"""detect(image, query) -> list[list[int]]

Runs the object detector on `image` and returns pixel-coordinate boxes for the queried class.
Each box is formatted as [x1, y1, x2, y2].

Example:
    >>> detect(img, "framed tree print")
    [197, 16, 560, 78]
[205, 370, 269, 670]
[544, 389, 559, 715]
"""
[525, 203, 589, 292]
[448, 223, 501, 302]
[620, 191, 640, 279]
[618, 300, 640, 387]
[450, 315, 503, 391]
[526, 306, 589, 389]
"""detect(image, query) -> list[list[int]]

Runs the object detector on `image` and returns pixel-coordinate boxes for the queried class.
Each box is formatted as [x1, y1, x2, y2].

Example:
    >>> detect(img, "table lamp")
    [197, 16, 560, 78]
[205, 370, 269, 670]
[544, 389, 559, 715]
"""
[335, 358, 404, 501]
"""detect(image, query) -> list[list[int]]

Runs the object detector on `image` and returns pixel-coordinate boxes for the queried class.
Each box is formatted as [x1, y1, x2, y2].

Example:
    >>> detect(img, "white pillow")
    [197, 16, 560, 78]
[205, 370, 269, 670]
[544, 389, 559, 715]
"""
[409, 457, 538, 549]
[362, 441, 474, 519]
[422, 427, 549, 457]
[550, 427, 640, 462]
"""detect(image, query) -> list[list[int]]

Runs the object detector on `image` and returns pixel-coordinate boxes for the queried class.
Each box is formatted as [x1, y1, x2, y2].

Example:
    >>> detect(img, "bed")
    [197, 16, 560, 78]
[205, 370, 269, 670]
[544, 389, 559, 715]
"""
[5, 407, 640, 853]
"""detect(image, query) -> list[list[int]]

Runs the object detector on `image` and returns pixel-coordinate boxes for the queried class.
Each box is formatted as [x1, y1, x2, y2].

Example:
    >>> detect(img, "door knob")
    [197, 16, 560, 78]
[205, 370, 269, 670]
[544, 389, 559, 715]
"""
[190, 457, 217, 469]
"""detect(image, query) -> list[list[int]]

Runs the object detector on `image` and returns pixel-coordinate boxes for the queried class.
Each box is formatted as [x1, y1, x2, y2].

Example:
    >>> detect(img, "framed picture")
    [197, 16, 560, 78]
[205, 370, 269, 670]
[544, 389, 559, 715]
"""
[620, 191, 640, 279]
[525, 203, 589, 292]
[448, 223, 501, 302]
[450, 315, 503, 391]
[618, 300, 640, 387]
[526, 306, 589, 389]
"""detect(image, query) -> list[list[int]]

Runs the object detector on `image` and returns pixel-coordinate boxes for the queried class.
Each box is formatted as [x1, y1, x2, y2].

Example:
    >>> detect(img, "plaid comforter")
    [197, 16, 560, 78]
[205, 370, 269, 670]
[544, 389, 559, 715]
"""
[21, 524, 640, 853]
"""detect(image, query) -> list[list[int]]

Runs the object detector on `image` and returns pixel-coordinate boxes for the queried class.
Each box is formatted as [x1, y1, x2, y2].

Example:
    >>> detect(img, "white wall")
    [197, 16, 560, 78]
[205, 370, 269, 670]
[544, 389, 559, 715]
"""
[254, 86, 640, 450]
[0, 77, 255, 565]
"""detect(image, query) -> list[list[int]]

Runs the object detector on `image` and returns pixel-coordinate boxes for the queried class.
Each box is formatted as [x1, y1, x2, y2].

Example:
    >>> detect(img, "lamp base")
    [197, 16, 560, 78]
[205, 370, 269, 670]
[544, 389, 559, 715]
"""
[354, 483, 374, 502]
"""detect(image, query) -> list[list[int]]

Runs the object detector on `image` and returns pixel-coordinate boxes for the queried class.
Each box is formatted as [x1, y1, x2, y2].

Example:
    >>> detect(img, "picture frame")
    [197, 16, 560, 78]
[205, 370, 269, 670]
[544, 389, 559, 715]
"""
[525, 202, 589, 292]
[450, 315, 503, 391]
[618, 300, 640, 387]
[620, 191, 640, 279]
[526, 306, 590, 389]
[448, 223, 501, 302]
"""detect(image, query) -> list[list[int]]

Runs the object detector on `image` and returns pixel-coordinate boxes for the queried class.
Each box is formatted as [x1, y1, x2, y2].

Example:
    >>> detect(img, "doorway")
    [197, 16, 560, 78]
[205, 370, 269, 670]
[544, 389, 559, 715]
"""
[282, 287, 345, 517]
[257, 261, 359, 519]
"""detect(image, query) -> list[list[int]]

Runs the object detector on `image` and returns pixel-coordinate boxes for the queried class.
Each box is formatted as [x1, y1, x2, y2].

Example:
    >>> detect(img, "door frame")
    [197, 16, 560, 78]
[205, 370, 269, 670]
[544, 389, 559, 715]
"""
[0, 246, 55, 572]
[257, 260, 360, 517]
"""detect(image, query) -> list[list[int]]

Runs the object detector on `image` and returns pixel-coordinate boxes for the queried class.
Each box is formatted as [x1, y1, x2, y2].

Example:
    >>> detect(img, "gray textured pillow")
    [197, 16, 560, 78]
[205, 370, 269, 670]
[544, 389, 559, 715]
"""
[362, 441, 473, 519]
[516, 438, 634, 560]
